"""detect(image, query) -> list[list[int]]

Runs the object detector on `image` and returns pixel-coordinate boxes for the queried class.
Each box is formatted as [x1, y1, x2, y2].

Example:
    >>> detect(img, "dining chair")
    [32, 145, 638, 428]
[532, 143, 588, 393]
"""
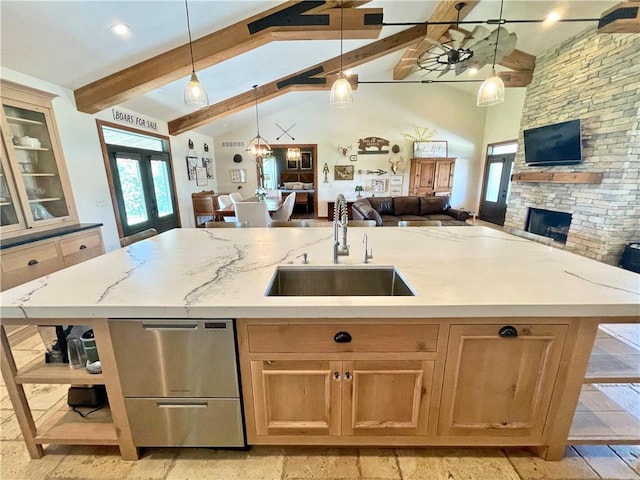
[348, 220, 377, 227]
[228, 192, 244, 204]
[217, 194, 232, 209]
[120, 228, 158, 247]
[270, 192, 296, 222]
[398, 220, 442, 227]
[234, 201, 272, 227]
[204, 221, 248, 228]
[270, 220, 311, 228]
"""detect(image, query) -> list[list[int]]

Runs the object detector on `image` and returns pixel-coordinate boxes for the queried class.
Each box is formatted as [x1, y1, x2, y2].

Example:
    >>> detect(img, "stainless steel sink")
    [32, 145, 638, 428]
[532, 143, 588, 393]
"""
[265, 266, 415, 296]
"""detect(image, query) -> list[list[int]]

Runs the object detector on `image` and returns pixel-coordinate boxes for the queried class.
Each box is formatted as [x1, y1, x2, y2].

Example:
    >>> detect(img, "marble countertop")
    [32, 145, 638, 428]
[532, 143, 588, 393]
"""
[1, 226, 638, 320]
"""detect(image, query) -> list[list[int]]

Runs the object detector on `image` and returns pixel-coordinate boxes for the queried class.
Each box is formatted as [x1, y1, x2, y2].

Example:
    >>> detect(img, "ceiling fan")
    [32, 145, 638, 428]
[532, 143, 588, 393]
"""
[416, 3, 517, 77]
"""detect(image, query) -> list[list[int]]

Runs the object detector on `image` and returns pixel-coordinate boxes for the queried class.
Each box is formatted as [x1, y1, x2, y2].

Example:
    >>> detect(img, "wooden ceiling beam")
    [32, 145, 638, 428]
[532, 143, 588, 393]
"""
[168, 25, 428, 135]
[73, 1, 380, 114]
[393, 0, 479, 80]
[597, 2, 640, 33]
[498, 71, 534, 88]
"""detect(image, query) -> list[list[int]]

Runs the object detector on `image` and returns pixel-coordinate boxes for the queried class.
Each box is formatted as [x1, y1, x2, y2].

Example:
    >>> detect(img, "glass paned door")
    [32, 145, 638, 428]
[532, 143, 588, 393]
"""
[479, 153, 515, 226]
[108, 146, 178, 237]
[0, 131, 25, 231]
[3, 103, 71, 226]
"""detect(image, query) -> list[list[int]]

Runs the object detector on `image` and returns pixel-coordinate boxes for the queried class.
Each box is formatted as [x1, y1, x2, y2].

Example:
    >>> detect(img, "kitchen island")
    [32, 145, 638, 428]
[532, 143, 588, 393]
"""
[1, 227, 638, 461]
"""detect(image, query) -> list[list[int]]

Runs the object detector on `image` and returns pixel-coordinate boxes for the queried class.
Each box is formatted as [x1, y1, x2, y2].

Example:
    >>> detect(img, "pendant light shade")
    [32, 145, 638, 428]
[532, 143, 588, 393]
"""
[476, 68, 505, 106]
[330, 1, 352, 107]
[184, 72, 209, 107]
[183, 0, 209, 108]
[477, 0, 505, 107]
[330, 74, 353, 108]
[246, 85, 272, 161]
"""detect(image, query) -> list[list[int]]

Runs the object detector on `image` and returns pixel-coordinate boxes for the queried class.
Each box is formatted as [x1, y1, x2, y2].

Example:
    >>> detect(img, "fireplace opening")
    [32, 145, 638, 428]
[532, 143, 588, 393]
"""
[526, 208, 572, 244]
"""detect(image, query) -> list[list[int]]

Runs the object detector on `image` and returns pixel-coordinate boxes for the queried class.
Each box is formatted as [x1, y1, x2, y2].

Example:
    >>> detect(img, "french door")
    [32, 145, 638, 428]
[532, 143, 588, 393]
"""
[478, 153, 515, 226]
[107, 145, 179, 237]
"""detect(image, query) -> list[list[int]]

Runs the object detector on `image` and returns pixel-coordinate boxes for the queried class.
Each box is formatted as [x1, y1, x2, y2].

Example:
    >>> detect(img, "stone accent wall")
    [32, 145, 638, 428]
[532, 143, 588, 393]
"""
[505, 27, 640, 265]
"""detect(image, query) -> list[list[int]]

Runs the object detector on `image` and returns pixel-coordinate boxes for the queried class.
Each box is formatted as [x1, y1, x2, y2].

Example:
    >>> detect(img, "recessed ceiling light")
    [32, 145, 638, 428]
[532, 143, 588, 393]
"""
[468, 67, 478, 76]
[110, 23, 130, 36]
[545, 11, 561, 23]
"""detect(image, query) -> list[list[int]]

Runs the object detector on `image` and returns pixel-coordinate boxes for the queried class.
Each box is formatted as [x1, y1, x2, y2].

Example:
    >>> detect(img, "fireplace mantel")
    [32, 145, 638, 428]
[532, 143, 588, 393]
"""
[511, 172, 604, 184]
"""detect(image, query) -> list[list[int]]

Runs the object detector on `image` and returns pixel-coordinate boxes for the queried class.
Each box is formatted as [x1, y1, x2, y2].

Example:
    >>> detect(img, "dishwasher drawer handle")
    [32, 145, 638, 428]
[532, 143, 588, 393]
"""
[155, 401, 208, 408]
[142, 323, 198, 330]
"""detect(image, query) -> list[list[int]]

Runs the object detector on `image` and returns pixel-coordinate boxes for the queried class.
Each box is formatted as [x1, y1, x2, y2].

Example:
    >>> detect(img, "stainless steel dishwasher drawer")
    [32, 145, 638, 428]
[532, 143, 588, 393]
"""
[125, 398, 244, 447]
[110, 319, 239, 397]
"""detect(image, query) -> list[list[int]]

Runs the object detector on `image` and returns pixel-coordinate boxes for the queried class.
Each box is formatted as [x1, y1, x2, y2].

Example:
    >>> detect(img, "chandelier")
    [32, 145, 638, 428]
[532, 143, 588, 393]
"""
[246, 85, 272, 161]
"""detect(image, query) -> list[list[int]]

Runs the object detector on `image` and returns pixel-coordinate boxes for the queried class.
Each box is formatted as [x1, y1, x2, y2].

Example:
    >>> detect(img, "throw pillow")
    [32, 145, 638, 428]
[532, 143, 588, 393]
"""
[369, 197, 394, 215]
[420, 196, 449, 215]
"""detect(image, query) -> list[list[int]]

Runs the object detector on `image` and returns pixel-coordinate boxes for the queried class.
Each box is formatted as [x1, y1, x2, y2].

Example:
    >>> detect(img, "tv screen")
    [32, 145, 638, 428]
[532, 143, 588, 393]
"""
[523, 119, 582, 166]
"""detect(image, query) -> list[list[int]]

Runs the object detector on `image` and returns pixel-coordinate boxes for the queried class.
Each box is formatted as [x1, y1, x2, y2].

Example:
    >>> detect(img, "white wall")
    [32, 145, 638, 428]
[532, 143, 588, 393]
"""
[213, 83, 489, 217]
[1, 68, 214, 251]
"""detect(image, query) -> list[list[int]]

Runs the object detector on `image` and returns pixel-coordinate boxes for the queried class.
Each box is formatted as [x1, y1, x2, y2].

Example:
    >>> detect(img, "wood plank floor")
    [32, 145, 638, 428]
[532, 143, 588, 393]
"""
[1, 329, 638, 480]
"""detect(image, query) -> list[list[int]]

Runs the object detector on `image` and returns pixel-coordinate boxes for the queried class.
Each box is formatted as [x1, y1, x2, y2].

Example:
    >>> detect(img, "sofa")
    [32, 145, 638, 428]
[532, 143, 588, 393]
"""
[351, 196, 470, 226]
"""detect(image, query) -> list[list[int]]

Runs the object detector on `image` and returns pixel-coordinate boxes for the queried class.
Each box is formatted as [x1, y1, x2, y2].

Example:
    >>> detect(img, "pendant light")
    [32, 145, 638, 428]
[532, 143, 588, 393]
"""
[183, 0, 209, 108]
[477, 0, 505, 107]
[246, 85, 272, 161]
[330, 0, 353, 107]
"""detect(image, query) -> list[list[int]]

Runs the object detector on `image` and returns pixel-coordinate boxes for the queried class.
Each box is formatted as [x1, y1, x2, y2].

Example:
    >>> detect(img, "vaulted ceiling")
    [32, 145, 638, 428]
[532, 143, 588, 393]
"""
[0, 1, 629, 138]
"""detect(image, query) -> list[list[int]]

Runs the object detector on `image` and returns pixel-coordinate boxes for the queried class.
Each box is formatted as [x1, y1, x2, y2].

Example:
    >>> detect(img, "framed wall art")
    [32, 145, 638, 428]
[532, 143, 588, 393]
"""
[195, 166, 208, 186]
[334, 165, 354, 180]
[414, 140, 448, 158]
[230, 168, 246, 183]
[300, 152, 313, 170]
[371, 178, 387, 193]
[186, 156, 198, 180]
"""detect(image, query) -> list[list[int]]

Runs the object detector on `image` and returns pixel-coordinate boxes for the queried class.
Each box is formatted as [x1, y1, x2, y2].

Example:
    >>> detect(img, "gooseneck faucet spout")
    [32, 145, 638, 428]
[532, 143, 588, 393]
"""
[333, 194, 350, 263]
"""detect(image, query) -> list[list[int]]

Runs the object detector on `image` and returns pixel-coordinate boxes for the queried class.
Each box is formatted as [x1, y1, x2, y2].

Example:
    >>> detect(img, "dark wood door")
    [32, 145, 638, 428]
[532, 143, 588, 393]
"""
[479, 153, 514, 226]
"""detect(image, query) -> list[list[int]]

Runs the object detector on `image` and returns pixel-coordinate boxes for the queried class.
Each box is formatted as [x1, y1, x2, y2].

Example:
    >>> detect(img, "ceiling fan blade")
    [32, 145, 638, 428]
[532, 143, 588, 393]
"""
[464, 25, 491, 48]
[448, 29, 466, 50]
[424, 36, 446, 50]
[437, 63, 452, 78]
[495, 31, 518, 59]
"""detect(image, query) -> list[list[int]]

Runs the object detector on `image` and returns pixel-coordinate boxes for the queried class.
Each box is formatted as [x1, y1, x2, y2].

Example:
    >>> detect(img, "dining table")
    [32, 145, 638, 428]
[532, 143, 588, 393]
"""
[214, 196, 283, 221]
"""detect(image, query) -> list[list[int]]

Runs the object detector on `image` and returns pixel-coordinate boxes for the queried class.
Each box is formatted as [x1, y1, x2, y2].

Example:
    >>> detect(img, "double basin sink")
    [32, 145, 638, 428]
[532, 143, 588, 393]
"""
[266, 266, 415, 297]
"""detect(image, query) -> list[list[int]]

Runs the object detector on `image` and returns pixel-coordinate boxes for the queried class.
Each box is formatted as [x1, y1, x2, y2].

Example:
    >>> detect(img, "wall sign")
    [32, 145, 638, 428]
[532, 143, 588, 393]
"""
[357, 137, 390, 155]
[414, 140, 448, 158]
[111, 108, 158, 131]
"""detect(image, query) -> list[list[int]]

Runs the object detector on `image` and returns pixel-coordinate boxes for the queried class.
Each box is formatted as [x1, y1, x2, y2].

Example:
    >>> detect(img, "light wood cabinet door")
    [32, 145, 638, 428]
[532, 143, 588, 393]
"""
[60, 229, 104, 267]
[434, 160, 455, 193]
[0, 240, 64, 290]
[439, 324, 568, 440]
[342, 360, 433, 436]
[409, 159, 436, 195]
[250, 359, 341, 436]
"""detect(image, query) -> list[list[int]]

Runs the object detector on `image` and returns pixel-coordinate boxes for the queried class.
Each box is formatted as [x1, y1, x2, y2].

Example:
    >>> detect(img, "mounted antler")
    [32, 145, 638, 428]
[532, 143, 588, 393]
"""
[338, 144, 352, 157]
[389, 158, 403, 175]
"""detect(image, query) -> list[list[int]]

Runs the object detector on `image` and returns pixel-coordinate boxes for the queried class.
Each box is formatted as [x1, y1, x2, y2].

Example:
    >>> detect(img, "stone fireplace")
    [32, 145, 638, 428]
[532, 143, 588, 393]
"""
[504, 27, 640, 265]
[526, 208, 572, 244]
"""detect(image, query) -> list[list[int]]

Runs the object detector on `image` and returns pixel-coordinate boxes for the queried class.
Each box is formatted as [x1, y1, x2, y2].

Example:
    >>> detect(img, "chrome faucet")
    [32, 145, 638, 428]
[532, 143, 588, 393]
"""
[333, 194, 350, 263]
[362, 233, 373, 263]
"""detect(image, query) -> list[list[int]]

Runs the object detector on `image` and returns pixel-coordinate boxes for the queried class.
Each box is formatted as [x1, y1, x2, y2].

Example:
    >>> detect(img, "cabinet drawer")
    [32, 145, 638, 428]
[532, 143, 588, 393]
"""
[1, 241, 63, 289]
[247, 323, 438, 353]
[60, 230, 103, 266]
[125, 398, 244, 447]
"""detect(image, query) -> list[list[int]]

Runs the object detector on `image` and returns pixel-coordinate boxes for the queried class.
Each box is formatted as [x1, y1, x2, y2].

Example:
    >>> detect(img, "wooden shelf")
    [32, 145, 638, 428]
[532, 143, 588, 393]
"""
[22, 173, 55, 177]
[15, 357, 105, 384]
[569, 384, 640, 444]
[35, 404, 118, 446]
[585, 329, 640, 383]
[511, 172, 603, 184]
[14, 146, 49, 152]
[28, 197, 63, 203]
[5, 115, 43, 126]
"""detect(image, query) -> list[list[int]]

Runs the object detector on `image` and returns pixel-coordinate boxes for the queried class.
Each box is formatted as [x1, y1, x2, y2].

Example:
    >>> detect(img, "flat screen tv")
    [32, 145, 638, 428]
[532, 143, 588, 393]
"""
[523, 119, 582, 166]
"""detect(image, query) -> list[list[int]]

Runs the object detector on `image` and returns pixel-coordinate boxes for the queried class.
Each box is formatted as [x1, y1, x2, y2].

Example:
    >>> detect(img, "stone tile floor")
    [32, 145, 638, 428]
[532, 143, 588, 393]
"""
[1, 331, 638, 480]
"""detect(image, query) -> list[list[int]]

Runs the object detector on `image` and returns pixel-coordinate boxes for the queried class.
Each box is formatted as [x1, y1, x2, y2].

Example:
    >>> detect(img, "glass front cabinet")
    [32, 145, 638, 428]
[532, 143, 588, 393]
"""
[0, 80, 77, 236]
